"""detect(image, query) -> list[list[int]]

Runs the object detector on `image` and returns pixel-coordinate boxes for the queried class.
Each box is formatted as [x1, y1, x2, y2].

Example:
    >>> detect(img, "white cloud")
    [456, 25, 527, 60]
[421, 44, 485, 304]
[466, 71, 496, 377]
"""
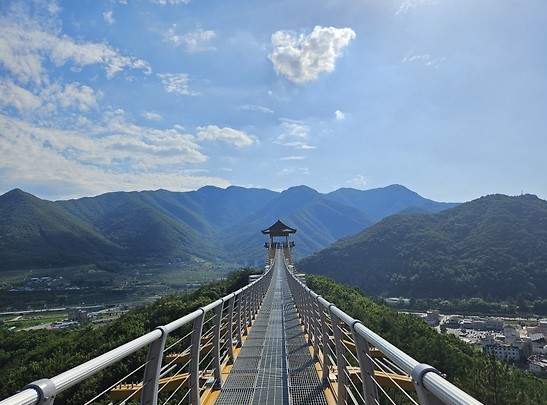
[282, 141, 316, 150]
[166, 26, 216, 52]
[274, 119, 316, 149]
[334, 110, 345, 120]
[237, 104, 274, 114]
[49, 83, 98, 112]
[103, 11, 115, 25]
[278, 166, 310, 176]
[196, 125, 255, 147]
[0, 79, 98, 115]
[0, 113, 207, 184]
[158, 73, 199, 96]
[279, 156, 305, 161]
[268, 26, 356, 83]
[401, 48, 444, 67]
[142, 111, 163, 121]
[0, 80, 42, 112]
[0, 9, 151, 85]
[276, 119, 309, 141]
[153, 0, 192, 4]
[347, 175, 370, 188]
[396, 0, 439, 16]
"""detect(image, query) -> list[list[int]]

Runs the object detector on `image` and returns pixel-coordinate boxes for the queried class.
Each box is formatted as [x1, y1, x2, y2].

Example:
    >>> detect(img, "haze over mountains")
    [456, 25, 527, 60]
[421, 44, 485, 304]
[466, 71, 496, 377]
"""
[0, 184, 454, 271]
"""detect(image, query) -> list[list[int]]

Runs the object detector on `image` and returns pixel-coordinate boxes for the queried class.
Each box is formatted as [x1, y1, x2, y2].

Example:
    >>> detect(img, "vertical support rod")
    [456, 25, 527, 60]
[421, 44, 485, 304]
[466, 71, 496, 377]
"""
[189, 309, 205, 405]
[141, 326, 168, 405]
[330, 308, 348, 405]
[226, 296, 235, 363]
[303, 291, 312, 343]
[351, 322, 379, 405]
[318, 303, 331, 385]
[251, 284, 257, 320]
[236, 293, 243, 347]
[241, 289, 249, 335]
[212, 301, 224, 389]
[312, 298, 320, 360]
[245, 288, 253, 329]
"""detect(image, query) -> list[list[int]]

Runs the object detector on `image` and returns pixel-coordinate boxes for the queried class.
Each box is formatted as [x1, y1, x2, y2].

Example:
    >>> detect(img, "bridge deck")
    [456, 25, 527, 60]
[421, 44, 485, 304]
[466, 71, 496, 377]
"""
[214, 250, 327, 405]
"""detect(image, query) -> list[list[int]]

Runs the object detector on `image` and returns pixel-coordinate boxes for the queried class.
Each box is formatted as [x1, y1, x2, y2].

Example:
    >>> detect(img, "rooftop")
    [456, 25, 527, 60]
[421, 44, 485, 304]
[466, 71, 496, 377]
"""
[261, 220, 297, 236]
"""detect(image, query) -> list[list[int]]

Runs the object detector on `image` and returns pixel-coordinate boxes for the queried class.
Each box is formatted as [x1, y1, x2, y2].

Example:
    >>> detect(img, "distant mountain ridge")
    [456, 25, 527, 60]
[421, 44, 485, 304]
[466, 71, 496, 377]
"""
[326, 184, 455, 219]
[0, 184, 456, 271]
[298, 193, 547, 300]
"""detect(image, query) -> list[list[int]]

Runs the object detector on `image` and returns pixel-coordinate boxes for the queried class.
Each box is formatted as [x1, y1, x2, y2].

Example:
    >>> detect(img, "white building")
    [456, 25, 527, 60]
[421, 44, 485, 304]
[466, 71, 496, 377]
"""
[480, 333, 531, 362]
[482, 343, 521, 362]
[528, 354, 547, 373]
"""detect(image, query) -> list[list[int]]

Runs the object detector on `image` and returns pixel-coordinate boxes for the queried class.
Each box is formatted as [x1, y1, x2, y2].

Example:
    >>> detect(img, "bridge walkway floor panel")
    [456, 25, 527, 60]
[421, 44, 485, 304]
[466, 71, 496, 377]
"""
[214, 255, 327, 405]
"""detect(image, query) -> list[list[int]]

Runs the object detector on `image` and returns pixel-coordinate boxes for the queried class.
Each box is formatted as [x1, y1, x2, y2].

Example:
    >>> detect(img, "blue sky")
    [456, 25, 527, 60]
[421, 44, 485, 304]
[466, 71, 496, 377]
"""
[1, 0, 546, 202]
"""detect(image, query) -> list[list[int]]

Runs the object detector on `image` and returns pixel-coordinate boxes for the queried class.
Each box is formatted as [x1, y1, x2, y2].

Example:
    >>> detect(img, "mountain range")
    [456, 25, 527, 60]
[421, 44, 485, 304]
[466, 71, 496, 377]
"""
[0, 184, 455, 271]
[298, 193, 547, 300]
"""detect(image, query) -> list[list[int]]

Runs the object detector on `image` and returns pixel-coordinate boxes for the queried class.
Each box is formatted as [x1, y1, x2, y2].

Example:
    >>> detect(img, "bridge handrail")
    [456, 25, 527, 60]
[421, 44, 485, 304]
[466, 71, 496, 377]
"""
[285, 266, 482, 405]
[0, 265, 274, 405]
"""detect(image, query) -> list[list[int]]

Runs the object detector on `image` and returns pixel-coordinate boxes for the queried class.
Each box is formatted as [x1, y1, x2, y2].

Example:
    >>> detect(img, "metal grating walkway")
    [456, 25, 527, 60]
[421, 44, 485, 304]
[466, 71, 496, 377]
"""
[215, 250, 327, 405]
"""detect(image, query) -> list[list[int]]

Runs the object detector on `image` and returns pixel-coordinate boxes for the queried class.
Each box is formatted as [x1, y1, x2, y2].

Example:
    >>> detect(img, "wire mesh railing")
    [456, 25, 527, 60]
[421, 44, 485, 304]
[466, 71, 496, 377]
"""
[285, 261, 483, 405]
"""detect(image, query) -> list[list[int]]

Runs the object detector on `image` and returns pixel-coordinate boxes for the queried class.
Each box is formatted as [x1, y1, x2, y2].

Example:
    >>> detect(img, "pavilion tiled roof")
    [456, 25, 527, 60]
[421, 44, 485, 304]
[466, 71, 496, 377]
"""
[261, 220, 297, 236]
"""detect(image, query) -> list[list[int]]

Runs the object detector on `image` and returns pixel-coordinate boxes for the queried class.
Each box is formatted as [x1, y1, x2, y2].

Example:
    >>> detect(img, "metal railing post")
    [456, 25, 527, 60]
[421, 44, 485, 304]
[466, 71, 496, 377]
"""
[241, 289, 249, 335]
[311, 296, 320, 360]
[141, 326, 169, 405]
[411, 364, 446, 405]
[318, 301, 331, 386]
[251, 283, 258, 320]
[245, 288, 252, 329]
[226, 295, 236, 363]
[298, 287, 306, 320]
[236, 293, 243, 347]
[350, 321, 379, 405]
[212, 301, 224, 389]
[330, 307, 348, 405]
[303, 291, 313, 343]
[189, 309, 205, 405]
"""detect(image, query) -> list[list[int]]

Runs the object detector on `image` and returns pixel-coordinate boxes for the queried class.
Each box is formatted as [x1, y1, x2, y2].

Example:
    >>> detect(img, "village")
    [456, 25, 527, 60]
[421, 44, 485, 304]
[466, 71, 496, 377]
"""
[422, 309, 547, 374]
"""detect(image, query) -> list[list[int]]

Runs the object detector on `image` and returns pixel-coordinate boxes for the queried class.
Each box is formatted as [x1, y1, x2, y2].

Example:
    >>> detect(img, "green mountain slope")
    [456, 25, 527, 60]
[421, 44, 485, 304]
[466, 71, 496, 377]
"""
[184, 185, 278, 228]
[0, 189, 123, 270]
[0, 185, 456, 271]
[299, 194, 547, 300]
[223, 186, 377, 261]
[60, 190, 224, 262]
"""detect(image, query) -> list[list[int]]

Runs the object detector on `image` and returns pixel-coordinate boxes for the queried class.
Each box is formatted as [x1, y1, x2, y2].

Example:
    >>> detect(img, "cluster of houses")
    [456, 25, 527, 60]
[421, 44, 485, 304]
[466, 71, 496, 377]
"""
[425, 311, 547, 373]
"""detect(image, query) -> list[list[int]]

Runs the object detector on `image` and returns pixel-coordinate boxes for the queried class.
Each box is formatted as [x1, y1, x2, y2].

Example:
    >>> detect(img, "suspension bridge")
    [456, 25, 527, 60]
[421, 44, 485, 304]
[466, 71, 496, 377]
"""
[0, 221, 482, 405]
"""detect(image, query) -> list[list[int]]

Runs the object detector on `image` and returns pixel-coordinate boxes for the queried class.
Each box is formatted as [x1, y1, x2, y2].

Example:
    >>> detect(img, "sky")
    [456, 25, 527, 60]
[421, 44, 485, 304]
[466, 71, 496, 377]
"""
[1, 0, 546, 203]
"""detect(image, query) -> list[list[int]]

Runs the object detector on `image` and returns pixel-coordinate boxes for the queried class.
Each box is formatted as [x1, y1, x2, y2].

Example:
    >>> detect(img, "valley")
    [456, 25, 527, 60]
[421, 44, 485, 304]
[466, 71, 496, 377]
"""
[0, 261, 237, 314]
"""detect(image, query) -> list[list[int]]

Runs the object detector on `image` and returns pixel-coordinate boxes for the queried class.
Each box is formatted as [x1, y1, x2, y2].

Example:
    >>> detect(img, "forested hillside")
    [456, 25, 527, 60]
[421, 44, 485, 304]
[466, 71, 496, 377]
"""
[299, 194, 547, 302]
[0, 189, 123, 269]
